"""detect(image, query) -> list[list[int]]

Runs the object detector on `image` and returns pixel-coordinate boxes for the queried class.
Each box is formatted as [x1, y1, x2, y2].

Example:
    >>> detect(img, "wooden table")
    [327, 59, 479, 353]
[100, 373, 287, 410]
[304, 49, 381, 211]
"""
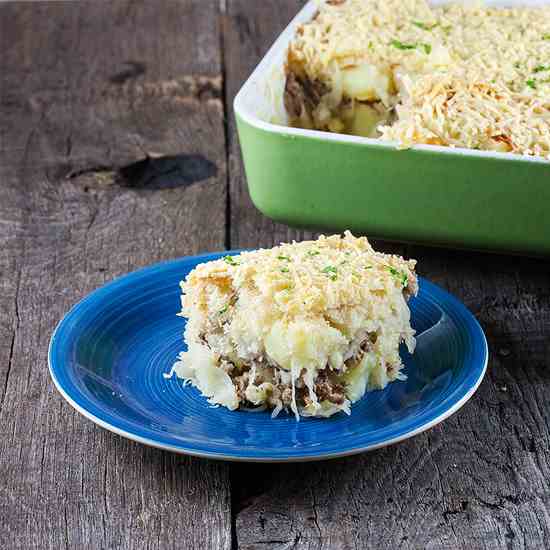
[1, 2, 549, 548]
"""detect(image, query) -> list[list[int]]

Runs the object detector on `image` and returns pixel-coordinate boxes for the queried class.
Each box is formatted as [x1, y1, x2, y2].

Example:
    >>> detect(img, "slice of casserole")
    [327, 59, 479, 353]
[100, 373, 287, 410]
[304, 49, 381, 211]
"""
[284, 0, 550, 160]
[168, 232, 418, 419]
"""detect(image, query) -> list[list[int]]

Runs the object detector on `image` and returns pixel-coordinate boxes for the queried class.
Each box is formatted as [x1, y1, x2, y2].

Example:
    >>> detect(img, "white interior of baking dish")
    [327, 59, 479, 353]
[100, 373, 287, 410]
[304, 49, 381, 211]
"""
[234, 0, 549, 164]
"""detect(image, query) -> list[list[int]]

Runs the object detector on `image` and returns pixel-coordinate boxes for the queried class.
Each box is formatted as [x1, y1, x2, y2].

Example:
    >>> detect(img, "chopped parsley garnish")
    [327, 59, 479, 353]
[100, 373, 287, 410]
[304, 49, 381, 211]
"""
[280, 267, 289, 273]
[307, 250, 320, 257]
[514, 62, 521, 69]
[223, 255, 239, 266]
[413, 21, 438, 31]
[219, 305, 229, 315]
[543, 34, 550, 40]
[364, 265, 373, 269]
[526, 79, 537, 89]
[534, 65, 550, 73]
[277, 255, 291, 261]
[368, 41, 374, 51]
[387, 266, 408, 287]
[442, 25, 452, 34]
[321, 265, 338, 281]
[390, 39, 417, 51]
[390, 39, 431, 55]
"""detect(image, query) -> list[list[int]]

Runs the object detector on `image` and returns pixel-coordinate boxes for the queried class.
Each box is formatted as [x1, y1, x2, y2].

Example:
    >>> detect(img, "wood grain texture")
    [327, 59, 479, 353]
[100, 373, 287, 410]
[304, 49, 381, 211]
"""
[224, 2, 550, 550]
[0, 2, 230, 549]
[1, 1, 550, 549]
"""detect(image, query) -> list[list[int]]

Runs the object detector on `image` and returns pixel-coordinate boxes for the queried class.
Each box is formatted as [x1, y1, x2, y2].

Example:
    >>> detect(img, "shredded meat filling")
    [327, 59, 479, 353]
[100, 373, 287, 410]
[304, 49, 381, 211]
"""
[313, 368, 346, 405]
[284, 71, 328, 123]
[219, 331, 383, 410]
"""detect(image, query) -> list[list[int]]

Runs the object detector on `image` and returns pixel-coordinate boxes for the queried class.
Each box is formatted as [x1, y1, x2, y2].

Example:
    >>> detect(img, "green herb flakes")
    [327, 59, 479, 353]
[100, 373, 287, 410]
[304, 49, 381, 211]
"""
[321, 265, 338, 281]
[387, 266, 408, 287]
[307, 250, 320, 257]
[219, 305, 229, 315]
[223, 255, 239, 266]
[526, 79, 537, 89]
[534, 65, 550, 73]
[413, 21, 438, 31]
[390, 39, 417, 51]
[277, 255, 291, 261]
[390, 39, 431, 55]
[280, 267, 290, 273]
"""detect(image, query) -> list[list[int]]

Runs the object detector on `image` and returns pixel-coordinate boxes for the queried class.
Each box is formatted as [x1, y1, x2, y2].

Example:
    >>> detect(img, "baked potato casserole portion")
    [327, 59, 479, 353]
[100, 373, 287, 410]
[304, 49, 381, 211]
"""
[168, 232, 418, 419]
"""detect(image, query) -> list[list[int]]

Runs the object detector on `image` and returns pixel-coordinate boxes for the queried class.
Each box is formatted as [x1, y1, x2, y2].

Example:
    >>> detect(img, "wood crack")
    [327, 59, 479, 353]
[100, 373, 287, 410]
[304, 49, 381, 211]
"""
[309, 486, 322, 540]
[219, 0, 231, 250]
[251, 541, 293, 546]
[291, 533, 302, 549]
[86, 205, 99, 233]
[1, 332, 16, 414]
[1, 268, 21, 414]
[65, 133, 73, 158]
[67, 166, 115, 180]
[63, 505, 69, 550]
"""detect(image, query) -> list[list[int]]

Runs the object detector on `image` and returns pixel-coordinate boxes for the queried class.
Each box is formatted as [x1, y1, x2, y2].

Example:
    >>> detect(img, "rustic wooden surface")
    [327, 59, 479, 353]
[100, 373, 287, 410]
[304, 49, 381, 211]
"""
[1, 1, 549, 549]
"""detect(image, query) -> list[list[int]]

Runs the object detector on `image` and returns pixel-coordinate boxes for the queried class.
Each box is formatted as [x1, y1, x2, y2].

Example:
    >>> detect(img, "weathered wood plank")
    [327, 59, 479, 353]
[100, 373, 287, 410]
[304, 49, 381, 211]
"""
[0, 2, 230, 549]
[224, 2, 550, 549]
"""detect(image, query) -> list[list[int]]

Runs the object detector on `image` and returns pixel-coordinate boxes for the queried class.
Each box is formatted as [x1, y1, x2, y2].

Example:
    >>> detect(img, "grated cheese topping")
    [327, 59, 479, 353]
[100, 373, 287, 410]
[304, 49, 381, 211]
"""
[286, 0, 550, 159]
[181, 232, 417, 321]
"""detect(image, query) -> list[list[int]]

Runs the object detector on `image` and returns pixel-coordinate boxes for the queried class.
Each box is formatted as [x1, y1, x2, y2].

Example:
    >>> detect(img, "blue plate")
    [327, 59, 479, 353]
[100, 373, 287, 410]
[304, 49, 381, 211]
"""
[49, 251, 488, 462]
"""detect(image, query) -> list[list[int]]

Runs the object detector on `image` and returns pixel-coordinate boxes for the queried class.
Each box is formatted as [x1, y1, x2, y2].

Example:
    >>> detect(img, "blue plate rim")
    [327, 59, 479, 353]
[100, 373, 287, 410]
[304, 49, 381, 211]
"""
[48, 252, 489, 463]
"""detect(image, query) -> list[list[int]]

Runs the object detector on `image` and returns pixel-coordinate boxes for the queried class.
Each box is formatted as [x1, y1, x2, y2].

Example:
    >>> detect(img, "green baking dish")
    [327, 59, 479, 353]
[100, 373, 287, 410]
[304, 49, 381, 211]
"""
[234, 1, 550, 255]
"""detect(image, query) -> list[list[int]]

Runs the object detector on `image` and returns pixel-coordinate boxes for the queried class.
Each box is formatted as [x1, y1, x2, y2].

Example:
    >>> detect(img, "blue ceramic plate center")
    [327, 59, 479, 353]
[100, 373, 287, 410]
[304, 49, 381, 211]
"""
[49, 251, 488, 462]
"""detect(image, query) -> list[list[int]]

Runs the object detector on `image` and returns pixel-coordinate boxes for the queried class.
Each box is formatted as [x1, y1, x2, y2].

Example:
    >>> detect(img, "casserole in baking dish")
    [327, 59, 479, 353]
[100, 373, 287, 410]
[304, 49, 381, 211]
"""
[234, 0, 550, 255]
